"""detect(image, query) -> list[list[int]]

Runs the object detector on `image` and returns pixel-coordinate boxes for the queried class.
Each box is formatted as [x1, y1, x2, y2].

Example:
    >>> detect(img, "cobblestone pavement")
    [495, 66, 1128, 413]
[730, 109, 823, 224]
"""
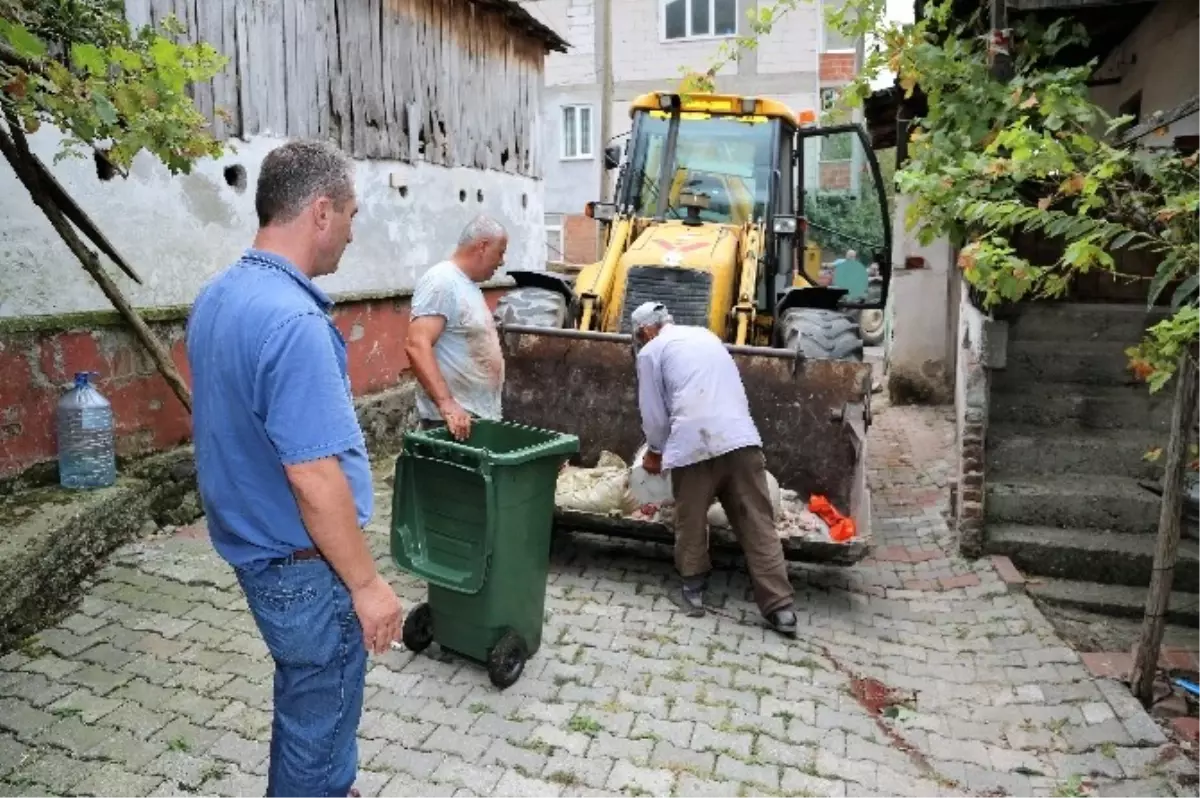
[1, 402, 1197, 797]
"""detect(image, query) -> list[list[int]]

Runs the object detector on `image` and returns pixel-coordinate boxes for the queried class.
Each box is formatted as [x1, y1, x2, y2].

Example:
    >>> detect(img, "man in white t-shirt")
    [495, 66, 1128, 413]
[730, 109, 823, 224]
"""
[405, 216, 508, 439]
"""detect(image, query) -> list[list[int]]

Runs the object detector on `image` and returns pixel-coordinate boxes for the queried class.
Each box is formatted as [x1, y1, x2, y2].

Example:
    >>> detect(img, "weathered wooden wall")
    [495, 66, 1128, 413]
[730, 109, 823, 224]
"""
[125, 0, 546, 176]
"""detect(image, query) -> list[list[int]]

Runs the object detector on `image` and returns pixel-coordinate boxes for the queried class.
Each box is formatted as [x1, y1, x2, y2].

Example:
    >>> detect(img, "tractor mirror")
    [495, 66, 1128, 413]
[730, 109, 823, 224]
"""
[604, 145, 621, 170]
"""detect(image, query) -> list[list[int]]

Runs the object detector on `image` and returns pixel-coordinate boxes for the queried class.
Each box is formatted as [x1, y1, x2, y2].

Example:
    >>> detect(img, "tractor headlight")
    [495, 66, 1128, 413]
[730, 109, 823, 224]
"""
[772, 215, 798, 235]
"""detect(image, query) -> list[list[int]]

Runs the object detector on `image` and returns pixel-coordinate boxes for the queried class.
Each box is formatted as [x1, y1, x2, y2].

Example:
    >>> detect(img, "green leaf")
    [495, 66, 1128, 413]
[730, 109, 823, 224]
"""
[93, 94, 119, 125]
[1109, 230, 1138, 250]
[70, 43, 107, 76]
[1169, 273, 1199, 311]
[0, 20, 47, 59]
[1147, 258, 1188, 307]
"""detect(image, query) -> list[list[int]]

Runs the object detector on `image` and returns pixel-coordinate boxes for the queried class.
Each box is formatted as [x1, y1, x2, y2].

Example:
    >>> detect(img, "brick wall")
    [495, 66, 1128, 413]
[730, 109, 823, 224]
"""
[819, 161, 852, 191]
[0, 290, 505, 481]
[820, 53, 856, 83]
[563, 214, 600, 264]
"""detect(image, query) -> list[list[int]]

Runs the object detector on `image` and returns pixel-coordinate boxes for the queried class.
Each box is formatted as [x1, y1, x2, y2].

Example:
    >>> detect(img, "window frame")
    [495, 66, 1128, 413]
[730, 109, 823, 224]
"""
[544, 214, 565, 264]
[560, 104, 595, 161]
[661, 0, 739, 43]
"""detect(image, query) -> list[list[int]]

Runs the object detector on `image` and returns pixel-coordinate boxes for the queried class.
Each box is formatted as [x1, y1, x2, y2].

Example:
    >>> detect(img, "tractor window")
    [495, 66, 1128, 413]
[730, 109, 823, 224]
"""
[799, 128, 887, 303]
[628, 112, 776, 225]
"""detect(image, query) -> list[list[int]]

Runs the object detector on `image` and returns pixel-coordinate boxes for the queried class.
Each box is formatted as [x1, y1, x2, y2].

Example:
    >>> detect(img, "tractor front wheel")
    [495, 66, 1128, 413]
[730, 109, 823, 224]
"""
[779, 308, 864, 362]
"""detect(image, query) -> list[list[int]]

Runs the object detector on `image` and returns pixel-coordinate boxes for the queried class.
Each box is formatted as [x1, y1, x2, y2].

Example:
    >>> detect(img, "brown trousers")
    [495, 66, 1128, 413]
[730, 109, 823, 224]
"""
[671, 446, 794, 616]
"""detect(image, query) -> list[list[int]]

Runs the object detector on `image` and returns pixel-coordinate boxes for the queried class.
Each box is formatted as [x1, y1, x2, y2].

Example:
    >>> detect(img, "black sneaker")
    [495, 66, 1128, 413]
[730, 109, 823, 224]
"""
[766, 609, 797, 637]
[671, 580, 707, 617]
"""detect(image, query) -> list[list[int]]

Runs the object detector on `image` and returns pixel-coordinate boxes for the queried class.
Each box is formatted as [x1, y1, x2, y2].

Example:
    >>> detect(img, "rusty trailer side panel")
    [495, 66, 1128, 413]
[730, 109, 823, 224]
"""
[499, 325, 873, 564]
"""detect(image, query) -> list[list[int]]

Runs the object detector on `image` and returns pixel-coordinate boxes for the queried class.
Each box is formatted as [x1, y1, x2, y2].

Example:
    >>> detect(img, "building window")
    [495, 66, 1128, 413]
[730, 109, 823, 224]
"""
[562, 105, 594, 160]
[663, 0, 738, 41]
[820, 88, 840, 112]
[821, 0, 856, 52]
[545, 214, 565, 263]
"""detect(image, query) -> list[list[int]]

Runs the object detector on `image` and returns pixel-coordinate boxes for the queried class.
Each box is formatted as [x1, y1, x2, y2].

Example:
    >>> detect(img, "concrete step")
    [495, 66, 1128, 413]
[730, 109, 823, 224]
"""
[989, 384, 1173, 432]
[985, 524, 1200, 592]
[1026, 577, 1200, 627]
[985, 474, 1161, 534]
[986, 425, 1165, 480]
[1002, 302, 1168, 344]
[992, 341, 1140, 389]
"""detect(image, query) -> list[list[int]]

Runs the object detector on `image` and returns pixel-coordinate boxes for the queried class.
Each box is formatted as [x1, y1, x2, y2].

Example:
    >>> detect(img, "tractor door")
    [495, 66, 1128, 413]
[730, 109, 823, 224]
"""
[792, 124, 892, 314]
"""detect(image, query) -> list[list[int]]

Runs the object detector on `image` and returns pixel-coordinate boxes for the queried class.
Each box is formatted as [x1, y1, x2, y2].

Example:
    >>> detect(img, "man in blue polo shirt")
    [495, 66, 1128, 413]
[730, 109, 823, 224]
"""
[187, 139, 402, 798]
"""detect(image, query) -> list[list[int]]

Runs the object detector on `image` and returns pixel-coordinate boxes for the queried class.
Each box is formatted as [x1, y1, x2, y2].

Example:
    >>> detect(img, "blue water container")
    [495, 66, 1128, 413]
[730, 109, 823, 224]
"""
[56, 372, 116, 489]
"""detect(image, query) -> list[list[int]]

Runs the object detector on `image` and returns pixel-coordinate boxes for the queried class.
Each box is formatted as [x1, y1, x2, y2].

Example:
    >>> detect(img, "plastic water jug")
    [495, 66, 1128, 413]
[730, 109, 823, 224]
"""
[56, 371, 116, 489]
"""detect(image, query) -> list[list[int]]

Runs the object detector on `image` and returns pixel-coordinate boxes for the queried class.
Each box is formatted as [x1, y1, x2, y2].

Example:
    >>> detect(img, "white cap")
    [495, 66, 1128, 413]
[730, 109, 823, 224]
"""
[630, 301, 672, 330]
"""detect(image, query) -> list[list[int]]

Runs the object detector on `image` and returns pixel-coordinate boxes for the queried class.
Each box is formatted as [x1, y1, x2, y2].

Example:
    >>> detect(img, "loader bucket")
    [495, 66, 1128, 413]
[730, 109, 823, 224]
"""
[499, 325, 873, 564]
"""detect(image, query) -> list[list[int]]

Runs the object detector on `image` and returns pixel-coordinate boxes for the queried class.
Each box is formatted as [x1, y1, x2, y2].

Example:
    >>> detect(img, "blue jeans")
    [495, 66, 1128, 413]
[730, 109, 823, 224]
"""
[236, 558, 367, 797]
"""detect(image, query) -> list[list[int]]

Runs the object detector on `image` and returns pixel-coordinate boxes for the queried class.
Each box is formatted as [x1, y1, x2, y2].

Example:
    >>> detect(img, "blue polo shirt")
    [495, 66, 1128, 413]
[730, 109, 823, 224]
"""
[186, 249, 373, 569]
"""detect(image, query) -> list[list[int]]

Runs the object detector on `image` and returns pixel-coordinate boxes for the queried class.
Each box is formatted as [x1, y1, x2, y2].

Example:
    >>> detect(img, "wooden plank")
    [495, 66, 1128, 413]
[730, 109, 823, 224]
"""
[314, 0, 335, 141]
[124, 0, 153, 31]
[191, 0, 219, 136]
[234, 0, 255, 136]
[211, 0, 238, 140]
[330, 0, 353, 152]
[267, 0, 288, 135]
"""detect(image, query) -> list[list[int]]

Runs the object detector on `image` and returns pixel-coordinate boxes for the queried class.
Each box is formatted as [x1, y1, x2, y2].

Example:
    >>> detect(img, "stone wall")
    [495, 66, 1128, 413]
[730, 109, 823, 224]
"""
[0, 290, 505, 482]
[952, 279, 1005, 557]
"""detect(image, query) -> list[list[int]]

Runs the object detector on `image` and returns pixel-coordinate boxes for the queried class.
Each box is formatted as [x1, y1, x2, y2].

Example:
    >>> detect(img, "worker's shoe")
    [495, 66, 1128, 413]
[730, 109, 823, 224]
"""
[672, 577, 707, 617]
[766, 608, 798, 637]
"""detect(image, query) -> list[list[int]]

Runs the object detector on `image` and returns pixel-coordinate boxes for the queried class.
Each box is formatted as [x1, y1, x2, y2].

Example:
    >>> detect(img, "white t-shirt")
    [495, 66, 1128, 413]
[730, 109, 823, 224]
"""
[410, 261, 504, 421]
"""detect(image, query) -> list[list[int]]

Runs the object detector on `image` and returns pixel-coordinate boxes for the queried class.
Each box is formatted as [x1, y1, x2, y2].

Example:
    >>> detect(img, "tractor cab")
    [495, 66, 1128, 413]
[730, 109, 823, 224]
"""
[592, 92, 891, 344]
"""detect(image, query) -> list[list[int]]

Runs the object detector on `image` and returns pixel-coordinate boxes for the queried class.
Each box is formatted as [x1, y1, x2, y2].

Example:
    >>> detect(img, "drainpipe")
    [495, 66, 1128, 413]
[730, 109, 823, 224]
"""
[597, 0, 614, 262]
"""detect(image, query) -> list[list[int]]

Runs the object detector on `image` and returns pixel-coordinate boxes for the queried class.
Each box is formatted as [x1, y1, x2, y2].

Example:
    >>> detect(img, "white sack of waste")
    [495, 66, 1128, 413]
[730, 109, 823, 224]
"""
[707, 471, 783, 528]
[629, 443, 674, 507]
[555, 451, 638, 515]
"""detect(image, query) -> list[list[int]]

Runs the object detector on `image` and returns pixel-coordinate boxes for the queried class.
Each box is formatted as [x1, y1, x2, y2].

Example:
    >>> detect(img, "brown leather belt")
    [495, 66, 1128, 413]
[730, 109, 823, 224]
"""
[267, 547, 324, 566]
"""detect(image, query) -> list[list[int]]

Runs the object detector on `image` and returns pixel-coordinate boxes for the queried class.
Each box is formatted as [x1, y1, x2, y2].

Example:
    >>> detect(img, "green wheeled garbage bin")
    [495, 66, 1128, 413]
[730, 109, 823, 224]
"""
[390, 419, 579, 689]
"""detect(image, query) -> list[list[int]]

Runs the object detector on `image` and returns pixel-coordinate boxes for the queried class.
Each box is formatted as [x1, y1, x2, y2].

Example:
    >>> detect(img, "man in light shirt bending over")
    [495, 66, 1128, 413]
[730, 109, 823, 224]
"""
[632, 301, 797, 637]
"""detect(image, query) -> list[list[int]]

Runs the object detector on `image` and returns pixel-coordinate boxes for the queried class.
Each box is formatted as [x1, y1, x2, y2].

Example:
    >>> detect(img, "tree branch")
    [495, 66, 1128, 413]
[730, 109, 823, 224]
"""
[0, 113, 192, 413]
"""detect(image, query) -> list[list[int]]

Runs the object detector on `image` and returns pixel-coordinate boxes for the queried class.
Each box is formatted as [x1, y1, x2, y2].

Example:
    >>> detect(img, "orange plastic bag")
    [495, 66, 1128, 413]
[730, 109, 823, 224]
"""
[808, 494, 856, 542]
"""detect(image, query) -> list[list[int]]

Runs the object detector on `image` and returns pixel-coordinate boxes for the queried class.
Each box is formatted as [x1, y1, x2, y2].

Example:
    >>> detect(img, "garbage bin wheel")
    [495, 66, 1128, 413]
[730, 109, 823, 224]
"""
[487, 629, 528, 690]
[402, 602, 434, 653]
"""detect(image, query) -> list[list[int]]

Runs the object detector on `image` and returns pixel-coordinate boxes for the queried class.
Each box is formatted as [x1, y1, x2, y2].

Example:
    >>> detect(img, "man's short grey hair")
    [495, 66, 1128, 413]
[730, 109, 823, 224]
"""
[458, 215, 507, 248]
[631, 301, 673, 331]
[255, 140, 354, 227]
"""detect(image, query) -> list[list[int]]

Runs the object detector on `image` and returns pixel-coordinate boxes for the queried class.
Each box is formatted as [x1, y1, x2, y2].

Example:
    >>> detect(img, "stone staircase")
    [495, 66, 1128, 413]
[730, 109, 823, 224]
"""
[983, 303, 1199, 625]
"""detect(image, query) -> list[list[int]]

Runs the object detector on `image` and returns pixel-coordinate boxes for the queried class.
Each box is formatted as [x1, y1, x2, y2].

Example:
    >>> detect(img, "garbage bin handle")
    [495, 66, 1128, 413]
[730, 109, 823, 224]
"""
[404, 451, 494, 478]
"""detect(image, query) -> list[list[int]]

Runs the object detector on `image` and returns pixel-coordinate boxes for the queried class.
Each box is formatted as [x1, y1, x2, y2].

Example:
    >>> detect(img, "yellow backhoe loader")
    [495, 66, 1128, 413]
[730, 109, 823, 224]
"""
[494, 91, 892, 564]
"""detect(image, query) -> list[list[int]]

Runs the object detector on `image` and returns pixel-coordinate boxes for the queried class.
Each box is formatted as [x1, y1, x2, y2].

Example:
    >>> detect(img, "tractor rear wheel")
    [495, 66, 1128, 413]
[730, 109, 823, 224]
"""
[780, 308, 864, 362]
